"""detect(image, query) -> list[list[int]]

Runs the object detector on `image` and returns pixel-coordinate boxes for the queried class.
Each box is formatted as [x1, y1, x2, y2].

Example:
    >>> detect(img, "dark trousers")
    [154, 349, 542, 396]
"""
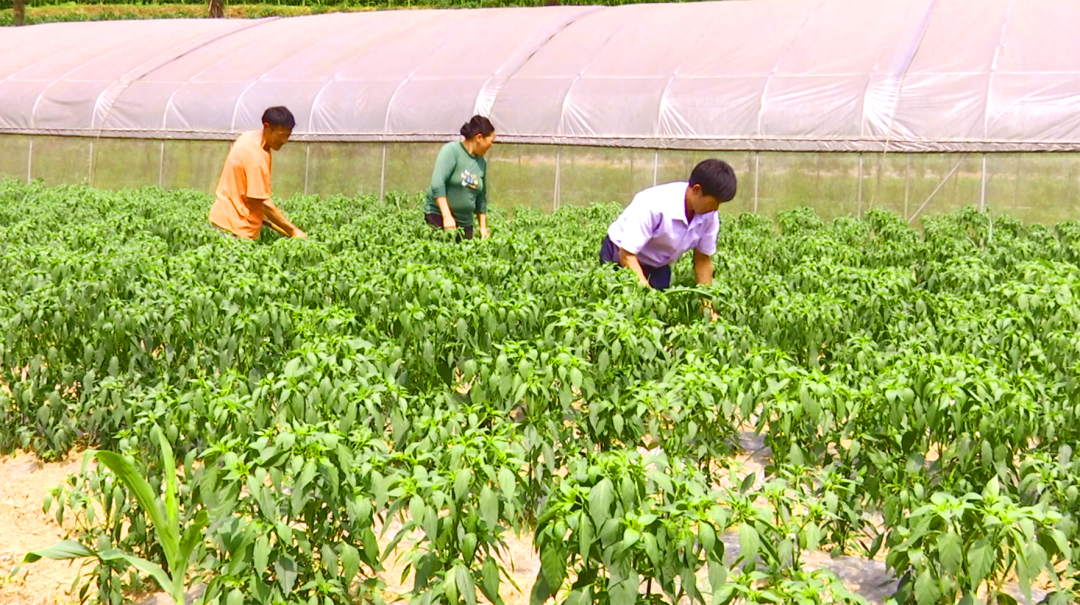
[599, 235, 671, 290]
[425, 214, 474, 240]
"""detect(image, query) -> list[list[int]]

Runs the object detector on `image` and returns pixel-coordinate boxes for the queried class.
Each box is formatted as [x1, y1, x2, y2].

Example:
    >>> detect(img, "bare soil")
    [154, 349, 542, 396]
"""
[0, 451, 85, 605]
[0, 442, 1053, 605]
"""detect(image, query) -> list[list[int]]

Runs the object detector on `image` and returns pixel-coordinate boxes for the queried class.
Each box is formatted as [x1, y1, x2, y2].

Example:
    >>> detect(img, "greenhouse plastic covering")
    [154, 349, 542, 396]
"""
[1, 0, 1080, 152]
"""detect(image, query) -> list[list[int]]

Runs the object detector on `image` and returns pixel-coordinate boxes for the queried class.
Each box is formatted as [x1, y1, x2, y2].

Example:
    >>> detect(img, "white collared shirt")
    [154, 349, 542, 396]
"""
[606, 181, 720, 268]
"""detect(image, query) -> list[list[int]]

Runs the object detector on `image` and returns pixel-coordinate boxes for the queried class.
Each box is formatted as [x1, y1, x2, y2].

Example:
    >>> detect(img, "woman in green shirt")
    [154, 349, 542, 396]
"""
[424, 115, 495, 240]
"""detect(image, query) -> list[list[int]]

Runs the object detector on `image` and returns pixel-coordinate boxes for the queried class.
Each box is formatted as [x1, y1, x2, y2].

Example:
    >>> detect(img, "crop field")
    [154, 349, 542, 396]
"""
[1, 179, 1079, 605]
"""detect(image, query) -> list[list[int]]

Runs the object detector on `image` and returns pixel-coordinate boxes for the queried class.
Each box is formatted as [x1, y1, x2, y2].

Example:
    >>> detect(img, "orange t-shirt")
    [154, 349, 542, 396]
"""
[208, 130, 273, 240]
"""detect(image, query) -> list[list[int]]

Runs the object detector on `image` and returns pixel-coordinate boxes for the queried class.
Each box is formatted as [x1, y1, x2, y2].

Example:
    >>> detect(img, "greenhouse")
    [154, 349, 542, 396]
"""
[8, 2, 1080, 604]
[2, 0, 1080, 222]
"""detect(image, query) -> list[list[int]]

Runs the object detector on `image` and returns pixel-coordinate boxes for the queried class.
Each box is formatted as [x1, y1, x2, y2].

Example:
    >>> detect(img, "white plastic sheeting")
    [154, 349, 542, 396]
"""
[1, 0, 1079, 151]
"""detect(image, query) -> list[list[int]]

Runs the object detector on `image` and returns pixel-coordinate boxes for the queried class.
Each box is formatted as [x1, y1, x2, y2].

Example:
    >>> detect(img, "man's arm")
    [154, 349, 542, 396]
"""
[264, 220, 289, 236]
[618, 247, 651, 287]
[694, 250, 719, 320]
[692, 214, 720, 317]
[260, 200, 289, 236]
[237, 153, 304, 238]
[693, 250, 713, 285]
[610, 198, 658, 286]
[258, 199, 306, 238]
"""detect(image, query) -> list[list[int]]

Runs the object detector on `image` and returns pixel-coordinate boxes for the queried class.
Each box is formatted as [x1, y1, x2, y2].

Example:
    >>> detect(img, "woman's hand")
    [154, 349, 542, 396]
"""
[436, 197, 456, 230]
[477, 213, 489, 239]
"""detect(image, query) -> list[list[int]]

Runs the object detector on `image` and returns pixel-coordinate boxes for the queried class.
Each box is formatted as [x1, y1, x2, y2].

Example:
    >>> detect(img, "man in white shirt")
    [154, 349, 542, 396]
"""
[600, 158, 737, 290]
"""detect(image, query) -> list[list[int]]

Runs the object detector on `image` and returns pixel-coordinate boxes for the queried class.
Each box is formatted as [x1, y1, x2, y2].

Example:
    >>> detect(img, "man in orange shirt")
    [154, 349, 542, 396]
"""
[208, 106, 307, 240]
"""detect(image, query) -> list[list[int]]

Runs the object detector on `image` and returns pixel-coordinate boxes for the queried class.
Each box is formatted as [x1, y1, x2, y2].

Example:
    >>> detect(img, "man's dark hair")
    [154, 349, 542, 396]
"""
[460, 115, 495, 139]
[689, 159, 737, 202]
[262, 106, 296, 129]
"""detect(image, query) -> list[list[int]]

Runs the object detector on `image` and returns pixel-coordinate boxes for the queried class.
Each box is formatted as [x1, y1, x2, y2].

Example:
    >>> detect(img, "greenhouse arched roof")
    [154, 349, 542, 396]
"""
[1, 0, 1079, 152]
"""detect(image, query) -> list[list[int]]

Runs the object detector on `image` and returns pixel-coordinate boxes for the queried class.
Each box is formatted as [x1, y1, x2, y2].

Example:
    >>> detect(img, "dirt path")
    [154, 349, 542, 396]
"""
[0, 445, 1051, 605]
[0, 451, 85, 605]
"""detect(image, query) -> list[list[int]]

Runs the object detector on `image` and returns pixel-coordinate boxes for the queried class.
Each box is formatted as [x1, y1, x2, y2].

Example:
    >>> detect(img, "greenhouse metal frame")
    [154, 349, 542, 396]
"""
[1, 0, 1079, 223]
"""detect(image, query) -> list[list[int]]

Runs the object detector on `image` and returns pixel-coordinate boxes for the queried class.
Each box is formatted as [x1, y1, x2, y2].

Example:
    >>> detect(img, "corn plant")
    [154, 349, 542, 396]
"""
[25, 426, 207, 605]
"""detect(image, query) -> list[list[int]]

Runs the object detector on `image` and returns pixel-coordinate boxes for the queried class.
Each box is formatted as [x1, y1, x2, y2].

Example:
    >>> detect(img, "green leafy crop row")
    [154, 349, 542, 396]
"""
[2, 180, 1080, 605]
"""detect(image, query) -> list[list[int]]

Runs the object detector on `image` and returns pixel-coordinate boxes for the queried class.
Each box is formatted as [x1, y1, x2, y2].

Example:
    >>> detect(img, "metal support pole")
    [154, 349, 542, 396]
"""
[874, 152, 884, 211]
[158, 140, 166, 188]
[856, 153, 864, 218]
[904, 155, 912, 220]
[553, 147, 562, 212]
[815, 153, 822, 198]
[1014, 154, 1021, 206]
[303, 144, 311, 196]
[26, 137, 33, 183]
[979, 153, 988, 210]
[652, 149, 659, 186]
[908, 153, 969, 225]
[753, 152, 760, 214]
[379, 144, 387, 201]
[981, 153, 993, 246]
[87, 139, 95, 186]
